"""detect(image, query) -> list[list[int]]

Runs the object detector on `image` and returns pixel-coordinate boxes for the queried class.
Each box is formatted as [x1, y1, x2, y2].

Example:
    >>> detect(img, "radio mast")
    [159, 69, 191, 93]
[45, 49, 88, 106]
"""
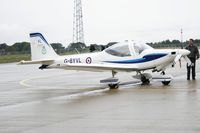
[73, 0, 84, 43]
[181, 29, 183, 49]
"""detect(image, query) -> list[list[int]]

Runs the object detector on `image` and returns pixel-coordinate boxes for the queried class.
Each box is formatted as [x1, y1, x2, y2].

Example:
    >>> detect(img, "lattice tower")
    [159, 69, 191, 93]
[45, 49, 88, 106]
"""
[73, 0, 84, 43]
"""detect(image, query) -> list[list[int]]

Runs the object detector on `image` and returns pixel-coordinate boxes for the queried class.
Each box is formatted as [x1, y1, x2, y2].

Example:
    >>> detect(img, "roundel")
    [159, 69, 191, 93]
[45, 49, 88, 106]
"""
[42, 46, 47, 54]
[86, 57, 92, 64]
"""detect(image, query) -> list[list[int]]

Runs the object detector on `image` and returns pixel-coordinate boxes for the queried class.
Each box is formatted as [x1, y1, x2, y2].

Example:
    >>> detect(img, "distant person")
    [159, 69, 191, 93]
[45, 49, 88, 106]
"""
[185, 39, 199, 80]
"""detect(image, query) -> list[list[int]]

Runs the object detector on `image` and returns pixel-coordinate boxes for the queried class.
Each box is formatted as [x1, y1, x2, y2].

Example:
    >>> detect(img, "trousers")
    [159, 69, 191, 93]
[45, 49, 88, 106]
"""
[187, 57, 196, 79]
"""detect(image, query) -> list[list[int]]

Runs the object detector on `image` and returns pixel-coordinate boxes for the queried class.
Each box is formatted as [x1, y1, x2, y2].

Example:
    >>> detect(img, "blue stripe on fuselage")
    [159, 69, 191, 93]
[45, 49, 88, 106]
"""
[104, 53, 167, 64]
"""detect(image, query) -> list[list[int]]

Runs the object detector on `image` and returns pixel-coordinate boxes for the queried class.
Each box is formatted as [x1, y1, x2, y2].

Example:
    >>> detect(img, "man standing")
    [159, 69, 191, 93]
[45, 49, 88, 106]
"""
[186, 39, 199, 80]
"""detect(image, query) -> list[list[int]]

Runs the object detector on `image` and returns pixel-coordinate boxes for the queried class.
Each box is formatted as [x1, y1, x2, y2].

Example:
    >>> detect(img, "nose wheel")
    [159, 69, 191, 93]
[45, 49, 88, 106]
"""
[161, 71, 171, 85]
[162, 81, 170, 85]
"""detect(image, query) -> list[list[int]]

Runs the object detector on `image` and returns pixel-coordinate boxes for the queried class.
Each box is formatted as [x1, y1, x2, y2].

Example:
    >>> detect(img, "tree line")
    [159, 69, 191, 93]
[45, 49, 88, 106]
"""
[147, 39, 200, 48]
[0, 41, 117, 55]
[1, 39, 200, 55]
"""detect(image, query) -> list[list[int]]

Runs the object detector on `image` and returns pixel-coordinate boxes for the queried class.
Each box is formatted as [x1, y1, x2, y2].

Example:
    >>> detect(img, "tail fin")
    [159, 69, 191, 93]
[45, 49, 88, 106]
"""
[30, 33, 58, 61]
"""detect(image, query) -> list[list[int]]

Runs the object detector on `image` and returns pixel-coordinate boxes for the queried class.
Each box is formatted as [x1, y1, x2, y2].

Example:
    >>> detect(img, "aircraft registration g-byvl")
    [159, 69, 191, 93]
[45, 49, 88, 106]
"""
[19, 33, 191, 89]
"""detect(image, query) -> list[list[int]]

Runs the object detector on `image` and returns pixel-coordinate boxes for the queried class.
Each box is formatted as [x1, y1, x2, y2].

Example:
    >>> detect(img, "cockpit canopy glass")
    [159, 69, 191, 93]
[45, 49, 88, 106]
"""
[105, 43, 131, 57]
[133, 42, 153, 55]
[105, 41, 153, 57]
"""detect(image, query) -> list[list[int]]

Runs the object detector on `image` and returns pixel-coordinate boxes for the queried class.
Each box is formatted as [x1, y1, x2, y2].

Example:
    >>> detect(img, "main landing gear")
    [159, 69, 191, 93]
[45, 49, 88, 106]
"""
[134, 71, 172, 86]
[108, 83, 119, 89]
[140, 73, 153, 85]
[136, 72, 152, 85]
[100, 70, 120, 89]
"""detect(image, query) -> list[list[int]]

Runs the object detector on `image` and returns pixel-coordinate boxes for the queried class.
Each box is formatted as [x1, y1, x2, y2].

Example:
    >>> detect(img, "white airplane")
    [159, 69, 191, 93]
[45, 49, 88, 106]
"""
[19, 33, 191, 89]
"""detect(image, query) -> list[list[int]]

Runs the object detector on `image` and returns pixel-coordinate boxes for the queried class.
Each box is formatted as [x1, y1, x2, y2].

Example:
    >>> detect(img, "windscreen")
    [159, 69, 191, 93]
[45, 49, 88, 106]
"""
[105, 44, 131, 57]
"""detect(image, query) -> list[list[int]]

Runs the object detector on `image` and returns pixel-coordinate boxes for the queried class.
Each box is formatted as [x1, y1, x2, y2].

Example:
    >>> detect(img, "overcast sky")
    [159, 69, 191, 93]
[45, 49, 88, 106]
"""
[0, 0, 200, 46]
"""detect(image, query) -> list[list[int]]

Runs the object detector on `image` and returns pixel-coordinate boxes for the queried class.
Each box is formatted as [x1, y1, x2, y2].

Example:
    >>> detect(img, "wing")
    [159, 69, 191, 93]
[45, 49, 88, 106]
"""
[59, 63, 139, 72]
[18, 60, 139, 72]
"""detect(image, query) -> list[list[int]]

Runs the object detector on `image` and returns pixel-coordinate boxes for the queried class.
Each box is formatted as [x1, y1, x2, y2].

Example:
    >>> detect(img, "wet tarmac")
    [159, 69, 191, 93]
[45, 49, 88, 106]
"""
[0, 60, 200, 133]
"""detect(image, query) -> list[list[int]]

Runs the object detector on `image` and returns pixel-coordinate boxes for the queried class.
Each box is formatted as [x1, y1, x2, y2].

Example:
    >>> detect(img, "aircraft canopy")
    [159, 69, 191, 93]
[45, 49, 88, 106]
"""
[105, 41, 153, 57]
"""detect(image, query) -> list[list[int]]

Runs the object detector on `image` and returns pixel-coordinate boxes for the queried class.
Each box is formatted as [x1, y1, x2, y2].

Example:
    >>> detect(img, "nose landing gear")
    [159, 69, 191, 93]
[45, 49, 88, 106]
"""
[160, 71, 171, 85]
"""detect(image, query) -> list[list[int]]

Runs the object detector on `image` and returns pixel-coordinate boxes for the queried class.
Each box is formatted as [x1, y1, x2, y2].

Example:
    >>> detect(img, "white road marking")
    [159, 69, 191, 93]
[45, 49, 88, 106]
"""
[19, 78, 35, 88]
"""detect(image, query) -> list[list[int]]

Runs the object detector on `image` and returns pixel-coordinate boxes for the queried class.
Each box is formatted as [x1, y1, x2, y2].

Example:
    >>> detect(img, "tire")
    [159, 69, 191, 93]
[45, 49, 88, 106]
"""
[108, 84, 119, 89]
[162, 81, 170, 85]
[141, 75, 150, 85]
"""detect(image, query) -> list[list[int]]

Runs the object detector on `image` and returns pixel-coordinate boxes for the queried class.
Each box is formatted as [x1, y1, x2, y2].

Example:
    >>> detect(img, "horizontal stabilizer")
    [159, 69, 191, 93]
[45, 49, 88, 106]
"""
[18, 59, 54, 65]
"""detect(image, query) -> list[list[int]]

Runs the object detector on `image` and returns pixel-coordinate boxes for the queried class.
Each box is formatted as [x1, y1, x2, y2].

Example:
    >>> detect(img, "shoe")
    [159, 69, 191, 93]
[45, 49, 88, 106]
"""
[187, 78, 190, 80]
[192, 77, 195, 80]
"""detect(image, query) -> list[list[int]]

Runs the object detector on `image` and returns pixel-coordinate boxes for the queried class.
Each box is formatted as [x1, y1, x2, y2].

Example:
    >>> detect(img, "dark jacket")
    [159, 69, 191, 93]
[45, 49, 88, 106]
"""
[186, 45, 199, 59]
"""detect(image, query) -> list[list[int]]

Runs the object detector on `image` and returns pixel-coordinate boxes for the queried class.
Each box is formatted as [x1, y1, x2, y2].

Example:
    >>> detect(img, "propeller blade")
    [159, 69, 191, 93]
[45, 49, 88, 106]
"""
[183, 56, 192, 66]
[179, 59, 182, 68]
[174, 54, 182, 64]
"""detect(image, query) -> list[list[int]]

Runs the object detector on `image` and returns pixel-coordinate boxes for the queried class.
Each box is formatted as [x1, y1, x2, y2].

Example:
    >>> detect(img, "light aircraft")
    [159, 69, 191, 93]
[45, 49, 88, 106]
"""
[19, 33, 191, 89]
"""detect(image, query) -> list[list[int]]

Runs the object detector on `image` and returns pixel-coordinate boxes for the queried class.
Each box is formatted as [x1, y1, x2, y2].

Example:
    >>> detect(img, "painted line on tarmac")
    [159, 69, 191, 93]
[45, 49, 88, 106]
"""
[19, 71, 81, 89]
[19, 76, 76, 89]
[20, 78, 35, 88]
[19, 76, 104, 90]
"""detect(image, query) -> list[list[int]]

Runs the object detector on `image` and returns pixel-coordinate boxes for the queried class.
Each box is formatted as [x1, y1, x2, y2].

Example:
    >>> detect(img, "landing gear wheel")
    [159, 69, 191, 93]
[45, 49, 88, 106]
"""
[161, 71, 166, 75]
[162, 81, 170, 85]
[161, 71, 171, 85]
[108, 84, 119, 89]
[141, 75, 150, 85]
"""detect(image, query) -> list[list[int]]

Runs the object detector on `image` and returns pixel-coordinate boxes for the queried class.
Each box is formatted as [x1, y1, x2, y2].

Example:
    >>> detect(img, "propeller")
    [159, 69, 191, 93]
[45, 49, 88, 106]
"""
[179, 58, 182, 68]
[173, 49, 191, 68]
[173, 29, 191, 68]
[172, 54, 182, 68]
[174, 54, 182, 63]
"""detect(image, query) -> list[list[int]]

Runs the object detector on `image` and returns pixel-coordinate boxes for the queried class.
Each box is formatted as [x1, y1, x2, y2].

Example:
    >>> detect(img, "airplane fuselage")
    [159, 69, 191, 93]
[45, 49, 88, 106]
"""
[50, 48, 187, 72]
